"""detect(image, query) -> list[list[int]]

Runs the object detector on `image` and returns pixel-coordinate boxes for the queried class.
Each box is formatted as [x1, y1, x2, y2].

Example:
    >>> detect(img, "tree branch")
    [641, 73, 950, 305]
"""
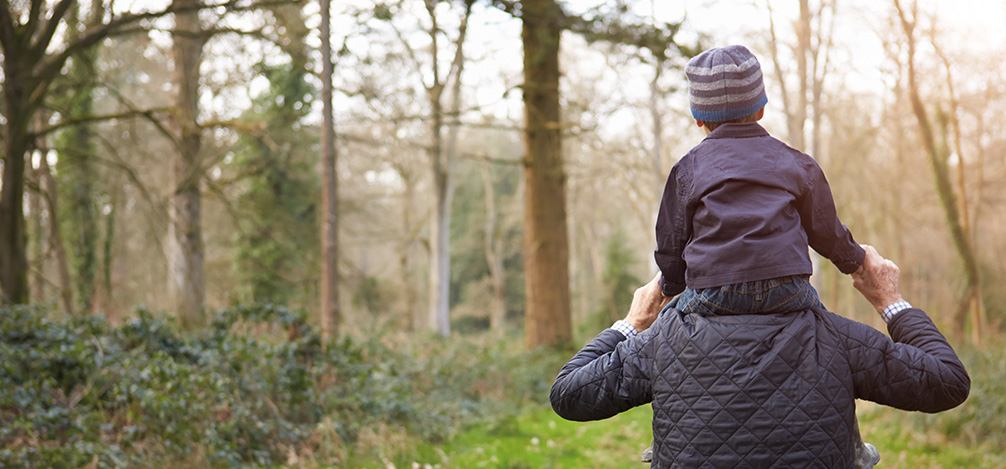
[28, 0, 74, 64]
[0, 0, 16, 52]
[32, 108, 173, 137]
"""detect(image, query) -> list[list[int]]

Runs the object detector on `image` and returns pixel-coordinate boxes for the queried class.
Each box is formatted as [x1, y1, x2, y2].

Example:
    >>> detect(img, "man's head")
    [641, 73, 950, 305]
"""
[686, 45, 767, 132]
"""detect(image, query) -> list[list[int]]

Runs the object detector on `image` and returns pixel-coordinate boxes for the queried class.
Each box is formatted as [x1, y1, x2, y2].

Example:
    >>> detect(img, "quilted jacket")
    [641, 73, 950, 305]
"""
[550, 307, 970, 468]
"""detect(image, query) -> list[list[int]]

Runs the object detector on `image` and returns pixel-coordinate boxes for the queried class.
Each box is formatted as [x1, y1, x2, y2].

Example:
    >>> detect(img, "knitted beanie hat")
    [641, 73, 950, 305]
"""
[686, 45, 768, 122]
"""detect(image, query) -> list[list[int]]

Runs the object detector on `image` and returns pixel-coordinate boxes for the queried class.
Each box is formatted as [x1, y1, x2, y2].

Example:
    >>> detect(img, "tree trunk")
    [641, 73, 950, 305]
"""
[895, 0, 981, 341]
[0, 68, 31, 304]
[319, 0, 340, 341]
[28, 161, 47, 302]
[56, 2, 101, 314]
[425, 0, 472, 336]
[481, 165, 507, 332]
[39, 153, 75, 316]
[521, 0, 572, 348]
[168, 0, 206, 326]
[396, 168, 419, 331]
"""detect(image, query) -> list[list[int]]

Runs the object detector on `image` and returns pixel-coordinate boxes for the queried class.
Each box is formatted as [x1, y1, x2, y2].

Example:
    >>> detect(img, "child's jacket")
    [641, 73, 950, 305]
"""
[656, 122, 864, 297]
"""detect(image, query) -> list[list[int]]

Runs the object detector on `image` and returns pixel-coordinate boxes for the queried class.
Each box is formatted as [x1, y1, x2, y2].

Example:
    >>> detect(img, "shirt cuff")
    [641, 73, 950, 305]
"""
[882, 301, 912, 323]
[610, 320, 639, 338]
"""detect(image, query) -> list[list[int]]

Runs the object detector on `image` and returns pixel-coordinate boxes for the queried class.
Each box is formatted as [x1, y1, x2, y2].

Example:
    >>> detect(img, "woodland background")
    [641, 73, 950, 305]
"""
[1, 0, 1005, 467]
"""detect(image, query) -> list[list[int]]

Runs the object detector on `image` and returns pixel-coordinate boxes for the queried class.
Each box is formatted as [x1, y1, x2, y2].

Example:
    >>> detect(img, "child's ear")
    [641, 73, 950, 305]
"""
[755, 108, 765, 120]
[696, 120, 705, 128]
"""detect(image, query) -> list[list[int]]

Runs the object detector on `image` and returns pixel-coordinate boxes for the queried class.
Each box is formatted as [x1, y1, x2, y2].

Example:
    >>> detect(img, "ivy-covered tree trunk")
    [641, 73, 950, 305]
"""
[55, 2, 101, 313]
[168, 0, 206, 325]
[521, 0, 571, 348]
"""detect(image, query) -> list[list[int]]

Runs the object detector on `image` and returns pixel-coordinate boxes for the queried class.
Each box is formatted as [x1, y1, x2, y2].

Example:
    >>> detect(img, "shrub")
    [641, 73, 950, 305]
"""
[0, 305, 565, 467]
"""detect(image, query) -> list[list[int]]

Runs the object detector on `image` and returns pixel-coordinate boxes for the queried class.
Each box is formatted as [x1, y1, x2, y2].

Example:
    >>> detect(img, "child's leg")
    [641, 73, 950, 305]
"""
[691, 275, 822, 316]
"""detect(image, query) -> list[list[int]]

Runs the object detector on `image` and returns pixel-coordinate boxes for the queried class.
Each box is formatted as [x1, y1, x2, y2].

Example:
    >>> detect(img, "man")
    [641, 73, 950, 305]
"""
[550, 246, 970, 468]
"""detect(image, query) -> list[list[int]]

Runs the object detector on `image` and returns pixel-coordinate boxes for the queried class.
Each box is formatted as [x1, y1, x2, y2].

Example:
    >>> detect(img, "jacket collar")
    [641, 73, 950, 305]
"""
[704, 122, 770, 140]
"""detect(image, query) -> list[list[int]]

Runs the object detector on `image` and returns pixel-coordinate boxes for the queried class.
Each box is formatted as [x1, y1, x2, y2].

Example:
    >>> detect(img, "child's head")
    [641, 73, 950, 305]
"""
[685, 45, 767, 133]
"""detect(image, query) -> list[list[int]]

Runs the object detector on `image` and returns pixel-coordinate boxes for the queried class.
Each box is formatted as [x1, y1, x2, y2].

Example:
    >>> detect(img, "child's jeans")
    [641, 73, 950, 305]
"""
[663, 274, 823, 317]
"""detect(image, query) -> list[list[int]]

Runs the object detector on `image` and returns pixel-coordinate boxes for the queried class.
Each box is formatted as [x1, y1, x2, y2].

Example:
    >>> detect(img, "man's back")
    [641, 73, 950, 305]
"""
[550, 306, 969, 468]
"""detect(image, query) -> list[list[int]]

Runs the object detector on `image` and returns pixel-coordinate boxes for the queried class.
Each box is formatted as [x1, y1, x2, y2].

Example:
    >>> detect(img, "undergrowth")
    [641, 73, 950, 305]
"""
[2, 304, 1002, 468]
[0, 305, 565, 468]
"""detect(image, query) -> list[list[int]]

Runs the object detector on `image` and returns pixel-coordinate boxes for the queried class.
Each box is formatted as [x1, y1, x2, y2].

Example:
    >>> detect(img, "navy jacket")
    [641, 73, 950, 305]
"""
[550, 308, 970, 468]
[656, 122, 865, 297]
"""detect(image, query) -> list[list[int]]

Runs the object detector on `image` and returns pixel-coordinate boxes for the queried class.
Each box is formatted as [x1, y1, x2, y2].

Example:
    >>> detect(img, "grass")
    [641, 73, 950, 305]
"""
[342, 404, 655, 468]
[858, 402, 1006, 468]
[343, 402, 1006, 469]
[339, 337, 1006, 469]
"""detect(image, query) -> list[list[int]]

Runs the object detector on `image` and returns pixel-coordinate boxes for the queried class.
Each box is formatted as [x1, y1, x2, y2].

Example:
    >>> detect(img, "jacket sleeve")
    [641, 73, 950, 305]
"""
[796, 157, 865, 274]
[655, 163, 690, 297]
[847, 309, 970, 412]
[549, 329, 654, 421]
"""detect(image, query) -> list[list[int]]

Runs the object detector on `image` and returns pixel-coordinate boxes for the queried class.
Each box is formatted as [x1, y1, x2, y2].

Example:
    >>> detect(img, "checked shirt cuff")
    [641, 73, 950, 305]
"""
[882, 301, 912, 323]
[610, 320, 638, 338]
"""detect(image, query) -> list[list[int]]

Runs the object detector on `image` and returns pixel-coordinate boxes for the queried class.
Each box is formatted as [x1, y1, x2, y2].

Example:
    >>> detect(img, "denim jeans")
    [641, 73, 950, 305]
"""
[664, 275, 822, 317]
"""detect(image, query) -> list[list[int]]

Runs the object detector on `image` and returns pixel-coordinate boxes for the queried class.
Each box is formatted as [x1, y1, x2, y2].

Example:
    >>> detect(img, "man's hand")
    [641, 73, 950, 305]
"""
[851, 244, 905, 316]
[625, 274, 673, 332]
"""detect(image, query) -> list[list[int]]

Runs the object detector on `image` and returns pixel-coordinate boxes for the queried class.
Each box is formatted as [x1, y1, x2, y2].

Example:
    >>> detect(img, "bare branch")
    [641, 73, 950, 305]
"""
[27, 0, 74, 64]
[0, 0, 17, 51]
[32, 108, 173, 137]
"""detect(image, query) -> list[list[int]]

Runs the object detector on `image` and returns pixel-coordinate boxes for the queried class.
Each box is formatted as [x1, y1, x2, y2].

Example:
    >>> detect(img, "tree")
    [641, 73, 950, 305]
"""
[425, 0, 474, 336]
[319, 0, 340, 340]
[230, 7, 318, 308]
[0, 0, 258, 305]
[167, 0, 207, 325]
[893, 0, 983, 342]
[518, 0, 571, 348]
[52, 1, 102, 313]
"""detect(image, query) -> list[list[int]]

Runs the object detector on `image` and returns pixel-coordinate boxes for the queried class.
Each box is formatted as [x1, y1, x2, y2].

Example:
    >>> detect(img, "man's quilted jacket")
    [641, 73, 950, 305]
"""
[549, 308, 970, 468]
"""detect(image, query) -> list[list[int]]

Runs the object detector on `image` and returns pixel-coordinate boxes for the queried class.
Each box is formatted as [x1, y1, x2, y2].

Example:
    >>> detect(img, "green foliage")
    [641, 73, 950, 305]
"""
[0, 305, 567, 467]
[231, 57, 320, 307]
[448, 162, 525, 322]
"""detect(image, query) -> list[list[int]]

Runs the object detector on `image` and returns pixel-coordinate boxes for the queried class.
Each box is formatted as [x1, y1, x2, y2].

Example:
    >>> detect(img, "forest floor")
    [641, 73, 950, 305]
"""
[345, 402, 1006, 468]
[341, 340, 1006, 469]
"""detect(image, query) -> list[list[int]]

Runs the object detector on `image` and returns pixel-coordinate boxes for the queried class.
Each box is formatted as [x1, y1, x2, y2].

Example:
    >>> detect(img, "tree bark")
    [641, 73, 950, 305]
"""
[319, 0, 340, 341]
[0, 48, 32, 304]
[521, 0, 572, 348]
[168, 0, 206, 326]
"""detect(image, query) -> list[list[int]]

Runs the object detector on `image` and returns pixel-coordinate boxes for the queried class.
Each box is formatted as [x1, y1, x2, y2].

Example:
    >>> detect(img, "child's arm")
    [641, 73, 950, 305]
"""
[797, 158, 865, 274]
[654, 163, 690, 297]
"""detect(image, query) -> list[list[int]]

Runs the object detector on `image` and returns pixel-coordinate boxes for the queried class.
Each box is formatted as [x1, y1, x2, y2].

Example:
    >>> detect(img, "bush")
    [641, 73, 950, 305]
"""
[0, 305, 565, 467]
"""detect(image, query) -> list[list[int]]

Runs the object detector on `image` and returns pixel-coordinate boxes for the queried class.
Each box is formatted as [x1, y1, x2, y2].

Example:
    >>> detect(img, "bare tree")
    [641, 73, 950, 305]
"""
[0, 0, 223, 304]
[893, 0, 983, 343]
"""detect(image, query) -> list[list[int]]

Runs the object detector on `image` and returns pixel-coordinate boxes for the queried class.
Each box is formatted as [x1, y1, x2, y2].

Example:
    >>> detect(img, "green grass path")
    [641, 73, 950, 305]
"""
[349, 403, 1004, 468]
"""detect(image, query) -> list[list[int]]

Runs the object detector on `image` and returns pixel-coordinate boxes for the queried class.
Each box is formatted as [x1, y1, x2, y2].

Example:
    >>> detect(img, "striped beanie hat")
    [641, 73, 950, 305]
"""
[685, 45, 767, 123]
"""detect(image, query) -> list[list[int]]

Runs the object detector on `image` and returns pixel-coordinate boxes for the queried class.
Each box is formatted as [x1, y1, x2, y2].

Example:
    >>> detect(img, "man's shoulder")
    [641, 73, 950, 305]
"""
[653, 308, 885, 345]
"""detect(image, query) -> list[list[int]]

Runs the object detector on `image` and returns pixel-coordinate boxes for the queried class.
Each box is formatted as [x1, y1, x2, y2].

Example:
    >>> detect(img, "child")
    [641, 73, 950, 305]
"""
[645, 45, 879, 468]
[655, 44, 863, 318]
